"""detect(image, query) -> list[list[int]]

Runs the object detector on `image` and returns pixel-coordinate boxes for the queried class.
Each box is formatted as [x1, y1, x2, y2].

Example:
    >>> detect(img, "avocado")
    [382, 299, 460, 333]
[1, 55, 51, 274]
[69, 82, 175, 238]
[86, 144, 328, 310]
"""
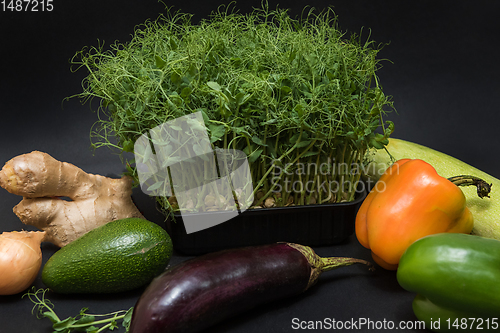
[42, 218, 173, 294]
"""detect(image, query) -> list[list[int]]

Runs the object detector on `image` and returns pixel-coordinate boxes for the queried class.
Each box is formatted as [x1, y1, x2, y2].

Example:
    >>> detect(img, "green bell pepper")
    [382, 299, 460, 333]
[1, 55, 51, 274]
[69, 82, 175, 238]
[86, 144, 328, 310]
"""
[397, 233, 500, 332]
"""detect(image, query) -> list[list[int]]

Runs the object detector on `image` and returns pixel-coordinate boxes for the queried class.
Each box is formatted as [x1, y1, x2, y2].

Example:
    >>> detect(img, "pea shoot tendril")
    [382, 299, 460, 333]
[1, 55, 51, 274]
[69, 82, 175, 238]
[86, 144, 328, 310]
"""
[23, 288, 133, 333]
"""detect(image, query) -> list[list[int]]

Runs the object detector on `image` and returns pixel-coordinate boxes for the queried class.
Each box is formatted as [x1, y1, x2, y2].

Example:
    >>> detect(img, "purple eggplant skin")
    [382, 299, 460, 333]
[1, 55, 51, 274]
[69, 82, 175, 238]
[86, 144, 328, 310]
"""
[128, 242, 373, 333]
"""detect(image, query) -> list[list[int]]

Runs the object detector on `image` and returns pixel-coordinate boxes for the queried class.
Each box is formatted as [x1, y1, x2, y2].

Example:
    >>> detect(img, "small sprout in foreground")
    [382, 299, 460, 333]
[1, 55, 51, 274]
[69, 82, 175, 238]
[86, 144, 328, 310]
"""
[23, 288, 133, 333]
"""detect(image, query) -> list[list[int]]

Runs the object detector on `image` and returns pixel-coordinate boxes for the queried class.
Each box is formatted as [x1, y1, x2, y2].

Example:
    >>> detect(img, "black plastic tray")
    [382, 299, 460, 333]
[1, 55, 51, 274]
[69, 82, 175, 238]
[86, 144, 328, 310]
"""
[165, 188, 367, 255]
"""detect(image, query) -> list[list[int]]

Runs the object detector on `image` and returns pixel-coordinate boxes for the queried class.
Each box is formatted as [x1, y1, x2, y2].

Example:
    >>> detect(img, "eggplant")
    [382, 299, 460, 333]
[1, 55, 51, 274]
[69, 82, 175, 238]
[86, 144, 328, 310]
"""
[128, 242, 373, 333]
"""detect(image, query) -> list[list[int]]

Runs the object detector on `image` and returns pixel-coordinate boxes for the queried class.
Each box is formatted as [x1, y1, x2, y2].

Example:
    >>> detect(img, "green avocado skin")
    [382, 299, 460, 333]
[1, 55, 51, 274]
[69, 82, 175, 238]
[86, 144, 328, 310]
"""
[42, 218, 173, 294]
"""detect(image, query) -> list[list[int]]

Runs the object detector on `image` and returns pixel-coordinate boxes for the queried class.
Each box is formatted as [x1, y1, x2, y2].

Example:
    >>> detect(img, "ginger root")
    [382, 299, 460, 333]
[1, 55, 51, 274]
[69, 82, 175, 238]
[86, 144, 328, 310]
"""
[0, 151, 144, 247]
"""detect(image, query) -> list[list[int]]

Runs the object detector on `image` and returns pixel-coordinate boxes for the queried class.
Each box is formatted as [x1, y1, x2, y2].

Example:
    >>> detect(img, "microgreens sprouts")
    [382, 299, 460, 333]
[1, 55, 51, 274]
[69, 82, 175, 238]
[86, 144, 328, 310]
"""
[23, 288, 133, 333]
[70, 2, 394, 214]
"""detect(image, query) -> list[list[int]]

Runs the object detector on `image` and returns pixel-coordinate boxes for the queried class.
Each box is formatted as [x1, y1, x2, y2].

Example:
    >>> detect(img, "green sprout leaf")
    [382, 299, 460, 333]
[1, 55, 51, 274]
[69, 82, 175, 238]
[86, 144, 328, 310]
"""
[122, 140, 134, 153]
[23, 288, 133, 333]
[53, 317, 77, 331]
[208, 124, 226, 143]
[74, 315, 95, 326]
[207, 81, 221, 91]
[147, 180, 164, 192]
[84, 326, 99, 333]
[122, 308, 134, 331]
[43, 311, 60, 324]
[251, 136, 267, 147]
[155, 55, 167, 69]
[247, 148, 263, 163]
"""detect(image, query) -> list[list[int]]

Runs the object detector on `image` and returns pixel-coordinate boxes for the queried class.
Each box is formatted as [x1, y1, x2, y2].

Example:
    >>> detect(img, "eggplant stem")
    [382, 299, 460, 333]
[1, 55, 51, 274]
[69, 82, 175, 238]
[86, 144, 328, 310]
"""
[285, 243, 375, 291]
[447, 175, 492, 199]
[320, 257, 375, 272]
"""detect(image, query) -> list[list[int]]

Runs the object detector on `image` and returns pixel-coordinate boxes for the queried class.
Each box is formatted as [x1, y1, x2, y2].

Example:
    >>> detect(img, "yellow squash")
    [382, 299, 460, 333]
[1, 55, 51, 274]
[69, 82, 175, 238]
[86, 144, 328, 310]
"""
[365, 138, 499, 240]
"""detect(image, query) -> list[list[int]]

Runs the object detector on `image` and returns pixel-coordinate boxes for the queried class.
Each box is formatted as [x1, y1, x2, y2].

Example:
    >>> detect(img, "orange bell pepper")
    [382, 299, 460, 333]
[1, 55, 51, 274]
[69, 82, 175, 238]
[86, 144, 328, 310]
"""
[356, 159, 491, 270]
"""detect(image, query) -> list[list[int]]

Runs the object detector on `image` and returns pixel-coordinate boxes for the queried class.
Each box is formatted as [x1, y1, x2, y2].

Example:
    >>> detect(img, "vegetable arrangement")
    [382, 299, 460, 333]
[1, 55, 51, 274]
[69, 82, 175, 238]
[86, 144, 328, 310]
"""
[2, 96, 499, 330]
[70, 3, 395, 215]
[2, 4, 500, 333]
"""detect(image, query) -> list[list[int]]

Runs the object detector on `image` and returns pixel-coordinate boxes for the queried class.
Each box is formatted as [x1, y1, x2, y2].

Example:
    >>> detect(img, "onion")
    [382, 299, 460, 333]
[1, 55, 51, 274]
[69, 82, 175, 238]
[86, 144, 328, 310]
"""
[0, 231, 45, 295]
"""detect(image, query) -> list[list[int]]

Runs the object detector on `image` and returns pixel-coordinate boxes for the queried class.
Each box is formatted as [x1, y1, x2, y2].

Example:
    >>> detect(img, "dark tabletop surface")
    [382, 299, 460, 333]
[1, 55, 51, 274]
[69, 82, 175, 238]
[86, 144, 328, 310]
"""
[1, 1, 500, 332]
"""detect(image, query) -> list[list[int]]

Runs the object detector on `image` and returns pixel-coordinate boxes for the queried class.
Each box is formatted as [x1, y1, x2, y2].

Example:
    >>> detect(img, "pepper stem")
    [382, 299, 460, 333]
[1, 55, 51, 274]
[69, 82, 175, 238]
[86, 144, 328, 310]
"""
[447, 175, 492, 199]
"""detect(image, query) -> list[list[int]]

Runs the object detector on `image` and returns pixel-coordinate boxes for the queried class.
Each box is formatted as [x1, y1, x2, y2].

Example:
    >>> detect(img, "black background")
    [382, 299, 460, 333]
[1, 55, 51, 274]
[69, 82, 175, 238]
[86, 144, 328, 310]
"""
[1, 1, 499, 332]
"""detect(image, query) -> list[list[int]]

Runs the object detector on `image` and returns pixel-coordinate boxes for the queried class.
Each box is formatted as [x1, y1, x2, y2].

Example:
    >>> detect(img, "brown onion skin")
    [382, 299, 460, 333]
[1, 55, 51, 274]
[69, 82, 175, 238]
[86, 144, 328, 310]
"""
[128, 243, 312, 333]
